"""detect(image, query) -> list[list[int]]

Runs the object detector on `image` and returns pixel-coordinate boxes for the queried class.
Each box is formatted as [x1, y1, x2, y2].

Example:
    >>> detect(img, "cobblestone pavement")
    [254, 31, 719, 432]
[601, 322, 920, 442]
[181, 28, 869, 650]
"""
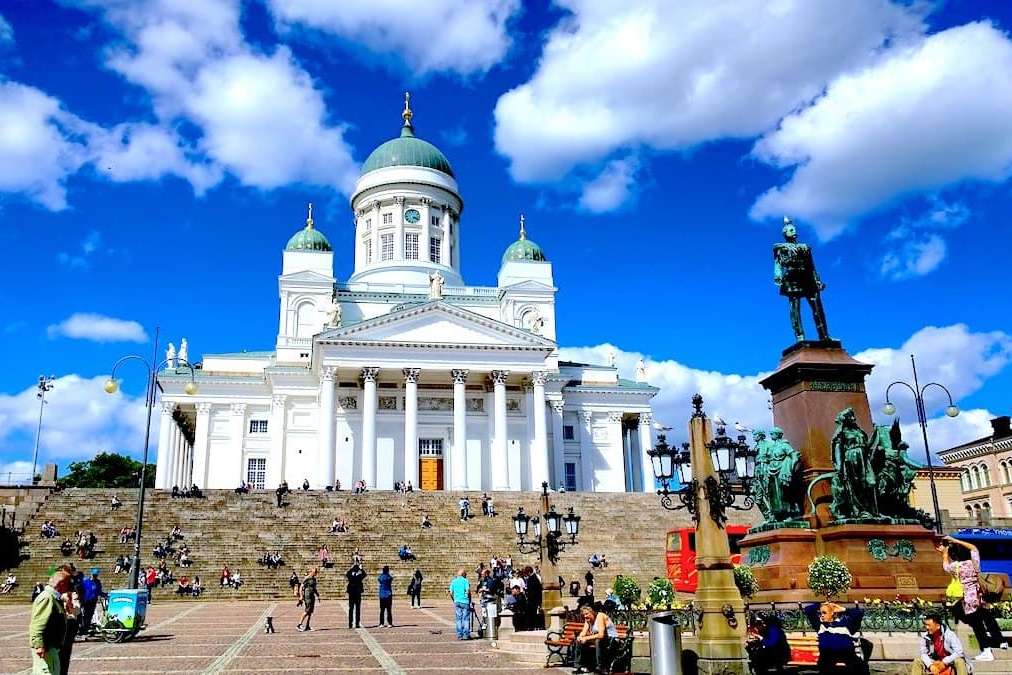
[0, 598, 541, 674]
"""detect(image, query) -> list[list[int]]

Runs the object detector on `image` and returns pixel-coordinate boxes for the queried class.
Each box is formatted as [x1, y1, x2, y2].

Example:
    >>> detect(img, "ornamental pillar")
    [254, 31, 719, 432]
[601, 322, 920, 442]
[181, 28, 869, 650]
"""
[549, 400, 566, 489]
[191, 403, 211, 488]
[156, 402, 175, 489]
[371, 201, 381, 264]
[638, 412, 654, 493]
[579, 410, 595, 492]
[172, 423, 185, 488]
[230, 403, 247, 486]
[530, 372, 549, 489]
[403, 369, 420, 488]
[268, 395, 288, 487]
[361, 367, 380, 488]
[491, 370, 510, 491]
[318, 367, 337, 489]
[604, 411, 625, 492]
[440, 208, 451, 266]
[451, 369, 469, 490]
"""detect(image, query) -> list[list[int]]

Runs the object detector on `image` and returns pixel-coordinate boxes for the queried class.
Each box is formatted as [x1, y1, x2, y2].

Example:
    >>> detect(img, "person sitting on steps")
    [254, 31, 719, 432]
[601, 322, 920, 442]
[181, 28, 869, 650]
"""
[910, 612, 969, 675]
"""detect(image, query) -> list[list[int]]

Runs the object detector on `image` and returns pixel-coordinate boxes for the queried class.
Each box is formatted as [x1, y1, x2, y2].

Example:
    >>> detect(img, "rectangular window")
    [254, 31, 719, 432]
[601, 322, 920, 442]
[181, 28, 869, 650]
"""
[365, 218, 371, 228]
[247, 457, 266, 490]
[430, 237, 441, 264]
[364, 239, 372, 264]
[563, 425, 575, 440]
[565, 462, 578, 492]
[248, 420, 268, 434]
[382, 212, 393, 224]
[405, 233, 419, 260]
[380, 233, 394, 261]
[419, 439, 444, 456]
[431, 215, 440, 226]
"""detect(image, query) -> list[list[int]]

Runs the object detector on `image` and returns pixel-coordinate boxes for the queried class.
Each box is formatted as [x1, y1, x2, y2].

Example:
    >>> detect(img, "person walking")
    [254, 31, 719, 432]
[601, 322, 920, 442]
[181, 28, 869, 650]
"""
[408, 569, 423, 609]
[29, 569, 70, 675]
[346, 562, 366, 629]
[59, 566, 82, 675]
[377, 566, 394, 628]
[297, 567, 320, 632]
[80, 569, 105, 636]
[448, 568, 471, 640]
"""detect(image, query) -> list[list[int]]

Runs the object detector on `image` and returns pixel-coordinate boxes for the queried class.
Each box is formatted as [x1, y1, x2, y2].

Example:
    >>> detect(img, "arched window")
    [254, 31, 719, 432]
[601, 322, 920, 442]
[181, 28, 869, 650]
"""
[961, 471, 971, 492]
[971, 466, 981, 490]
[295, 301, 316, 338]
[966, 505, 973, 516]
[1003, 461, 1012, 485]
[981, 464, 991, 488]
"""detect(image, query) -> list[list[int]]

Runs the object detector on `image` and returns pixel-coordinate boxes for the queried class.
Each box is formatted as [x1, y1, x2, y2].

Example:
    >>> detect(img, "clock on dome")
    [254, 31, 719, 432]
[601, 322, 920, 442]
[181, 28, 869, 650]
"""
[404, 208, 421, 224]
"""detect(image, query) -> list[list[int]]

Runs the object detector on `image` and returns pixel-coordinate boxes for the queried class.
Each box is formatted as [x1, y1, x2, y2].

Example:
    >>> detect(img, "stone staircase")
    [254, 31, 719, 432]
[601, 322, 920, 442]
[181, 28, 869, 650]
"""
[2, 488, 705, 603]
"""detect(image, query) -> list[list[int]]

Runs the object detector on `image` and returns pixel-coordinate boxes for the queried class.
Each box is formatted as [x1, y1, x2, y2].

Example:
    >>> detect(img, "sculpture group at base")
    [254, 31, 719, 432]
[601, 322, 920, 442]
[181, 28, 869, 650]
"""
[752, 428, 804, 525]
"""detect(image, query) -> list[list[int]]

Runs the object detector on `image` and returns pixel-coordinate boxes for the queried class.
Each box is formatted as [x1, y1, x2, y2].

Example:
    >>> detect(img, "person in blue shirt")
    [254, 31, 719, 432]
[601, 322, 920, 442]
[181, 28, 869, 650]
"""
[377, 566, 394, 628]
[804, 602, 867, 675]
[746, 613, 790, 673]
[448, 568, 471, 640]
[80, 569, 106, 637]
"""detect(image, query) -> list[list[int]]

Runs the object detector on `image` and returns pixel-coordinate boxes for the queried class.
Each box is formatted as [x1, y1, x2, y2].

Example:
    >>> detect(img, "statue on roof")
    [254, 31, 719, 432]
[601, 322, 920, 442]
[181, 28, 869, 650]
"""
[323, 289, 342, 328]
[635, 358, 647, 383]
[178, 338, 188, 365]
[428, 270, 444, 300]
[773, 216, 832, 343]
[166, 342, 177, 369]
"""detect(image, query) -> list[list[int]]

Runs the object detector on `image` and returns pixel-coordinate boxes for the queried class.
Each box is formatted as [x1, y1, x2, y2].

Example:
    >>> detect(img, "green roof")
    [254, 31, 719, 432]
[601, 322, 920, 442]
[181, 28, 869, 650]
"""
[361, 121, 454, 177]
[285, 205, 332, 252]
[501, 216, 547, 264]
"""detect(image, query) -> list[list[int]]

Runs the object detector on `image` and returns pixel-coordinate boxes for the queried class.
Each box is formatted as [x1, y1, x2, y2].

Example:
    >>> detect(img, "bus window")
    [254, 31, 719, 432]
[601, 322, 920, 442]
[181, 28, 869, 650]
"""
[667, 532, 680, 552]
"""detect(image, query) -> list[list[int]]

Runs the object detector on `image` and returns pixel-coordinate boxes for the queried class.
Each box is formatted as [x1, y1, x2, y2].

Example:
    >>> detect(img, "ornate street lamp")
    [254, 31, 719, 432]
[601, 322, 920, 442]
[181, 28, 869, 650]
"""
[513, 482, 579, 564]
[882, 353, 960, 533]
[105, 333, 198, 590]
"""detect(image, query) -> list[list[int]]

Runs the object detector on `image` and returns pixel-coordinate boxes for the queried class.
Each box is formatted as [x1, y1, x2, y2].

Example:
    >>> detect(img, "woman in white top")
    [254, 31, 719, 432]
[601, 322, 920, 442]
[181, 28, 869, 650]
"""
[573, 602, 619, 674]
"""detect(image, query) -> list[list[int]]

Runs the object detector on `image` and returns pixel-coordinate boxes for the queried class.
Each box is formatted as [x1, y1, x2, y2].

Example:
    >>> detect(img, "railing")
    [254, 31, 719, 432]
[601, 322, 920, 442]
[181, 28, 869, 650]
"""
[1, 472, 36, 487]
[444, 286, 500, 297]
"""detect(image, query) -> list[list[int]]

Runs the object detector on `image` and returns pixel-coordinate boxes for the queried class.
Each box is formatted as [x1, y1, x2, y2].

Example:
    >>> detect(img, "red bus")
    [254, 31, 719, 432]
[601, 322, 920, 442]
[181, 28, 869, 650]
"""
[665, 525, 749, 593]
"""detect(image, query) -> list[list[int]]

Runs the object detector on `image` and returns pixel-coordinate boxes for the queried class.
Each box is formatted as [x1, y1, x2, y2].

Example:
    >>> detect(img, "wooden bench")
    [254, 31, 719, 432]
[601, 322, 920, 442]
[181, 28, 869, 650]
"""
[751, 633, 867, 675]
[545, 621, 634, 674]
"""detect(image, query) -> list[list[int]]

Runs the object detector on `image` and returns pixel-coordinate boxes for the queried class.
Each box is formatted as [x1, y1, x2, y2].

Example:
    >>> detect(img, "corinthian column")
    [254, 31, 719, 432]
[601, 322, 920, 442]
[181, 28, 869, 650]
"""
[491, 370, 510, 491]
[361, 367, 380, 488]
[639, 412, 654, 493]
[318, 367, 337, 489]
[579, 410, 595, 492]
[268, 395, 288, 487]
[156, 402, 175, 489]
[192, 403, 211, 489]
[403, 368, 421, 488]
[530, 371, 549, 489]
[230, 403, 247, 486]
[451, 369, 469, 490]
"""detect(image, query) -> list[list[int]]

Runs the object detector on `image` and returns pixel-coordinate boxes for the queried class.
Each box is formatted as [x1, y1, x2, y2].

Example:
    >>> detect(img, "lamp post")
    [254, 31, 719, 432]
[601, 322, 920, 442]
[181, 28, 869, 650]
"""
[32, 375, 55, 485]
[104, 339, 198, 590]
[512, 481, 580, 611]
[648, 394, 748, 673]
[882, 354, 959, 533]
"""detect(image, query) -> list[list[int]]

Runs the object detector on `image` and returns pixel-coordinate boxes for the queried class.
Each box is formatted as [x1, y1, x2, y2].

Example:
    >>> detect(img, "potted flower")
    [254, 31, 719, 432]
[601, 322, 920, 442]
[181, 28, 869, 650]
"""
[733, 565, 760, 599]
[646, 578, 675, 610]
[613, 575, 641, 609]
[807, 555, 853, 600]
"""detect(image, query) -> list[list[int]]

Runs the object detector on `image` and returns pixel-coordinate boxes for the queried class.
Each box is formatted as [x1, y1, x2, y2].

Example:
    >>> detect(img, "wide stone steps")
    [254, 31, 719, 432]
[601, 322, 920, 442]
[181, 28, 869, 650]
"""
[3, 488, 713, 603]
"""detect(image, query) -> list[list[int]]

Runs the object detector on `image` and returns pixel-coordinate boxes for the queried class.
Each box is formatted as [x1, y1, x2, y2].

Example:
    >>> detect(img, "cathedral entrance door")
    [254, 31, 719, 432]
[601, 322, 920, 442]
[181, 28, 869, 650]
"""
[419, 439, 444, 491]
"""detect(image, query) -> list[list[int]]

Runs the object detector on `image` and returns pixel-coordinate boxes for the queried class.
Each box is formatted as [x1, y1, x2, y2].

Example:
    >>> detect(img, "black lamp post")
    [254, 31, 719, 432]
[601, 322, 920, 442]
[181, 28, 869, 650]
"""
[512, 481, 580, 565]
[104, 337, 198, 590]
[31, 375, 55, 485]
[882, 353, 959, 533]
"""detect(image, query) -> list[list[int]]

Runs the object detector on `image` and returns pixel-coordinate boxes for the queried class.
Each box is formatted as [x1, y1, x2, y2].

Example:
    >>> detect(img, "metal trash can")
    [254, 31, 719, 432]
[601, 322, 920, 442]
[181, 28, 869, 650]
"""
[649, 610, 682, 675]
[483, 600, 499, 642]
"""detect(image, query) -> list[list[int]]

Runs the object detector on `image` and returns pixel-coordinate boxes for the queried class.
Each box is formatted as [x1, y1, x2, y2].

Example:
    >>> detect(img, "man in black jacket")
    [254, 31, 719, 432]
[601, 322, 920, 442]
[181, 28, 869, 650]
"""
[346, 563, 367, 629]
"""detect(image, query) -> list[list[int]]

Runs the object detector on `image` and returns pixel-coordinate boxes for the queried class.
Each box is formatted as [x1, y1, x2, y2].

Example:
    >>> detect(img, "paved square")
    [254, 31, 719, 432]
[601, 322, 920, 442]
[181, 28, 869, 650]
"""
[0, 599, 543, 674]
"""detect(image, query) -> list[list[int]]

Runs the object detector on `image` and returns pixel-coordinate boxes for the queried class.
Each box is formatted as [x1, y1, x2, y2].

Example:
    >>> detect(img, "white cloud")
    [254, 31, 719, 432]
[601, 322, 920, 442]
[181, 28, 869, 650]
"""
[0, 460, 34, 483]
[494, 0, 920, 195]
[0, 374, 150, 467]
[880, 233, 946, 280]
[58, 230, 103, 268]
[268, 0, 520, 77]
[899, 408, 997, 463]
[47, 313, 149, 343]
[751, 22, 1012, 239]
[0, 14, 14, 45]
[578, 157, 639, 213]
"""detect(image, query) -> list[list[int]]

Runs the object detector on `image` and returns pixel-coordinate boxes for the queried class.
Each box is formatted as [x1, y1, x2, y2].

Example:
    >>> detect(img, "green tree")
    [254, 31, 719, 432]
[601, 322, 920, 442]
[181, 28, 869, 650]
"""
[60, 452, 156, 489]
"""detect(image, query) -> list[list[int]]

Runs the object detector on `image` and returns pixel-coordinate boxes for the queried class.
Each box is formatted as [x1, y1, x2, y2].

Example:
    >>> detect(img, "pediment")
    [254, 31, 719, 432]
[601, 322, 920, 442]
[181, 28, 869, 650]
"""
[279, 270, 333, 283]
[318, 302, 555, 350]
[501, 279, 555, 292]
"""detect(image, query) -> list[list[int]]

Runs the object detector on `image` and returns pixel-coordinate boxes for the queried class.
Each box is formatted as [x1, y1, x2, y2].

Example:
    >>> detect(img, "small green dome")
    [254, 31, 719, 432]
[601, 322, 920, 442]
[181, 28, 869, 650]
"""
[285, 204, 332, 252]
[361, 96, 454, 177]
[501, 215, 547, 264]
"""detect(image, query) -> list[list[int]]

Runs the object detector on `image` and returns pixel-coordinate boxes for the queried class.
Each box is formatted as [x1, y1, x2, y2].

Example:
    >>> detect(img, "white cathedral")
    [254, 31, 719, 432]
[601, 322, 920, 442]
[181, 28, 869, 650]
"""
[155, 98, 658, 493]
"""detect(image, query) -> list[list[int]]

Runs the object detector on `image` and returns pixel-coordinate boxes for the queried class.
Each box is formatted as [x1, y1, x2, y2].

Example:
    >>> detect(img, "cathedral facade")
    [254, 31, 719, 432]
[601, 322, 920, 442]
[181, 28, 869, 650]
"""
[155, 100, 657, 493]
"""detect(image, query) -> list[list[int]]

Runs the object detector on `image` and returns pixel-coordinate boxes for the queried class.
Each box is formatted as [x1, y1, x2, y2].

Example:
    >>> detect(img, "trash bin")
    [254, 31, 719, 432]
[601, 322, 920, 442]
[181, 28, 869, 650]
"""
[649, 610, 682, 675]
[484, 600, 499, 641]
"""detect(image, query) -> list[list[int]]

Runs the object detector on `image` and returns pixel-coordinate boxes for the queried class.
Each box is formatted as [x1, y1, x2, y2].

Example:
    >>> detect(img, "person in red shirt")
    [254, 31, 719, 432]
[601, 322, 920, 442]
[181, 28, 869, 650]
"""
[144, 566, 157, 602]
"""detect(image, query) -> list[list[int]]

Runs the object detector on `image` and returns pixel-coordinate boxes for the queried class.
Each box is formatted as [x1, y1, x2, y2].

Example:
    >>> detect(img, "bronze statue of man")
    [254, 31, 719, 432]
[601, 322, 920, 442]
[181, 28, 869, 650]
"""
[773, 217, 832, 343]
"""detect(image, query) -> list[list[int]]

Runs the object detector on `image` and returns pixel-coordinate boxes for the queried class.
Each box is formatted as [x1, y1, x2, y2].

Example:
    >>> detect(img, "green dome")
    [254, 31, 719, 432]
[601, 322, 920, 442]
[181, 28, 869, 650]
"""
[285, 205, 332, 252]
[361, 98, 454, 177]
[501, 216, 546, 264]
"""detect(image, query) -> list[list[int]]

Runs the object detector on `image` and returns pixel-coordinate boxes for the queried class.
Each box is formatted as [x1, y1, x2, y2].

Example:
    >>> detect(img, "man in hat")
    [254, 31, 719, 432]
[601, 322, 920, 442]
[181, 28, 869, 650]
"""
[29, 569, 71, 675]
[80, 568, 105, 636]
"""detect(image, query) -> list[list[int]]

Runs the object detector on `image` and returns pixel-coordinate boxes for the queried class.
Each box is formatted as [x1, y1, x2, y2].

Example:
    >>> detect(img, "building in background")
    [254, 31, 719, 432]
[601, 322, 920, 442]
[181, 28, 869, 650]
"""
[938, 415, 1012, 523]
[155, 99, 657, 493]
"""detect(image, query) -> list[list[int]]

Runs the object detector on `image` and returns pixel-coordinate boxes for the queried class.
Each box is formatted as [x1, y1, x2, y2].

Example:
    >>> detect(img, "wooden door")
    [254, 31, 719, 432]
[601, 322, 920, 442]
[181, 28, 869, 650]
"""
[419, 439, 444, 491]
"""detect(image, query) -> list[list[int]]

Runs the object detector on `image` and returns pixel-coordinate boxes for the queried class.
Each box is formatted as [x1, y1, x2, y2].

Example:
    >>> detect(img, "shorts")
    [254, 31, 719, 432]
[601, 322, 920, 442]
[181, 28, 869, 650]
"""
[304, 600, 316, 614]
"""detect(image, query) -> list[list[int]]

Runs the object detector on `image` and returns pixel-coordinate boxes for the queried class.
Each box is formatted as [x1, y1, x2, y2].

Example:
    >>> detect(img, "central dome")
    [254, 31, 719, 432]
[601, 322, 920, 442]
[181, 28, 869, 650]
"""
[361, 97, 454, 177]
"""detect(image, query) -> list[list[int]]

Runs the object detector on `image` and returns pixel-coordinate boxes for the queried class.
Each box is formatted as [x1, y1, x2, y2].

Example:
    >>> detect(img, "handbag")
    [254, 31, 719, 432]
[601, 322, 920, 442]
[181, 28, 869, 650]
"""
[945, 562, 963, 600]
[980, 573, 1007, 602]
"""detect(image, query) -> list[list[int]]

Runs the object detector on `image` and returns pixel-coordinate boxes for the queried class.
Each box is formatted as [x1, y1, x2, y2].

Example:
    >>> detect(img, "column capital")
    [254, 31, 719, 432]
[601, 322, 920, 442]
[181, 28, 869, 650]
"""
[531, 370, 548, 386]
[393, 195, 405, 204]
[272, 394, 288, 411]
[361, 366, 380, 383]
[195, 402, 212, 415]
[490, 370, 510, 385]
[161, 401, 177, 415]
[579, 410, 594, 423]
[230, 403, 247, 416]
[420, 196, 432, 205]
[607, 411, 623, 423]
[403, 368, 421, 383]
[639, 412, 653, 426]
[450, 368, 469, 385]
[549, 400, 565, 414]
[320, 366, 338, 382]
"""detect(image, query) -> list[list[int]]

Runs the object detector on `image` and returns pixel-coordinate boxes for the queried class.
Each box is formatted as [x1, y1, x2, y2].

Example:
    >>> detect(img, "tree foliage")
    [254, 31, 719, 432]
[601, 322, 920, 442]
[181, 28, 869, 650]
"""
[60, 452, 155, 489]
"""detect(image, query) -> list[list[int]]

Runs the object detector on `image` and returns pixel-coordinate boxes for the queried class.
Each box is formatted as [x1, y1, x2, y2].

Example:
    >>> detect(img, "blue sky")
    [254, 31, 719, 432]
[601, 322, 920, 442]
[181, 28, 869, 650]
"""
[1, 0, 1010, 478]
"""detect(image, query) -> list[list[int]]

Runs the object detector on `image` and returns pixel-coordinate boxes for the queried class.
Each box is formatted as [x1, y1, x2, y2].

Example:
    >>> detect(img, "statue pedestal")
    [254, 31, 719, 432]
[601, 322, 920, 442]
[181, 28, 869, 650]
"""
[759, 341, 873, 528]
[741, 524, 947, 602]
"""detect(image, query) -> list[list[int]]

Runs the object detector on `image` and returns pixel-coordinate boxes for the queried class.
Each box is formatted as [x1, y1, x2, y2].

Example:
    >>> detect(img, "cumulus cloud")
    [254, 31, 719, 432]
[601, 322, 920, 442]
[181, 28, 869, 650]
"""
[268, 0, 520, 77]
[880, 234, 946, 280]
[0, 13, 13, 45]
[0, 374, 150, 467]
[898, 408, 998, 463]
[578, 157, 640, 213]
[751, 22, 1012, 238]
[0, 460, 34, 483]
[494, 0, 920, 203]
[47, 313, 149, 343]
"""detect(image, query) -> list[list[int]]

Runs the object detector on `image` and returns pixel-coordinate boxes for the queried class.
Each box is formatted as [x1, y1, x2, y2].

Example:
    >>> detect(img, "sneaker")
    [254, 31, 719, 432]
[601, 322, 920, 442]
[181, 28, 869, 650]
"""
[296, 624, 304, 632]
[975, 649, 994, 661]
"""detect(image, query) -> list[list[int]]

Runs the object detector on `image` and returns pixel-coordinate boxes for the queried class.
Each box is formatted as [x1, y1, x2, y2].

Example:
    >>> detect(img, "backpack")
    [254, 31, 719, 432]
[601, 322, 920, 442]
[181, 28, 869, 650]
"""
[980, 573, 1007, 602]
